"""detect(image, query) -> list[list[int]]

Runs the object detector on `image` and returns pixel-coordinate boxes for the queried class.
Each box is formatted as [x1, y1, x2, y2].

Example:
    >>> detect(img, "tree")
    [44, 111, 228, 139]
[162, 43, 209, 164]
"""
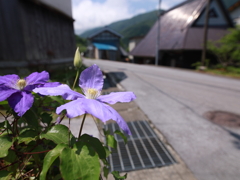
[208, 26, 240, 68]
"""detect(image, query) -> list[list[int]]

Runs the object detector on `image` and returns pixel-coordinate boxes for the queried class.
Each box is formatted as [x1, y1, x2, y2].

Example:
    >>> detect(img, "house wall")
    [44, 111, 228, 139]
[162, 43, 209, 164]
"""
[89, 30, 121, 60]
[39, 0, 72, 17]
[0, 0, 75, 69]
[0, 0, 26, 62]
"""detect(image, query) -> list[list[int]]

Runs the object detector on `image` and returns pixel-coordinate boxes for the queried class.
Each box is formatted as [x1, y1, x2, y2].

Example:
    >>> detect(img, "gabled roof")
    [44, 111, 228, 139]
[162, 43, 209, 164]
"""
[88, 26, 122, 39]
[131, 0, 233, 58]
[221, 0, 240, 10]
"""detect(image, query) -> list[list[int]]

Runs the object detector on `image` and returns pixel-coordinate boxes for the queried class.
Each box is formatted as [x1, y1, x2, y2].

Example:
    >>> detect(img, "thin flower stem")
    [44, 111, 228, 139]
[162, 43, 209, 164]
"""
[91, 115, 105, 137]
[68, 118, 71, 147]
[17, 155, 32, 179]
[14, 118, 19, 136]
[78, 114, 87, 139]
[0, 160, 19, 170]
[72, 69, 80, 89]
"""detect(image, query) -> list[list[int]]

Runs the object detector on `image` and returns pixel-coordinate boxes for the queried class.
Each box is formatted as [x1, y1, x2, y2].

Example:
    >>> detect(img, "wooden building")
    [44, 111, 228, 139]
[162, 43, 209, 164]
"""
[130, 0, 234, 68]
[0, 0, 75, 73]
[86, 27, 125, 61]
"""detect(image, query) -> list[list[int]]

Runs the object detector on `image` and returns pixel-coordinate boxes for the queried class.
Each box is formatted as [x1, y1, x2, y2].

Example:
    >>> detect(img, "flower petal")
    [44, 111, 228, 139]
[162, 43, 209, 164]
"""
[103, 104, 131, 135]
[82, 99, 112, 122]
[8, 91, 34, 116]
[97, 92, 136, 104]
[25, 71, 49, 85]
[56, 99, 85, 118]
[25, 81, 61, 91]
[82, 99, 131, 135]
[42, 82, 61, 87]
[80, 64, 103, 91]
[0, 74, 19, 86]
[33, 84, 84, 100]
[0, 86, 19, 101]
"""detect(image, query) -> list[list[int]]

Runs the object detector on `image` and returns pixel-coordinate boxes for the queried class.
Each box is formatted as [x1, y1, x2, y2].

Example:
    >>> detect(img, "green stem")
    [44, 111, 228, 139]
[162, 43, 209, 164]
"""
[68, 118, 71, 147]
[72, 69, 80, 89]
[78, 114, 87, 139]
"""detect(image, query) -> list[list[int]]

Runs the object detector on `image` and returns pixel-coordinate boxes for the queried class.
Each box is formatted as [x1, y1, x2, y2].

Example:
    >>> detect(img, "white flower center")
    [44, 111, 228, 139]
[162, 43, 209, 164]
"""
[84, 88, 101, 99]
[17, 79, 27, 90]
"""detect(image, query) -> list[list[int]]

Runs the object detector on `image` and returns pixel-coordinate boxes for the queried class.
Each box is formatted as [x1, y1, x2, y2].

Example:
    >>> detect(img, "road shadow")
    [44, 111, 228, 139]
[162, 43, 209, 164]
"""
[103, 72, 127, 89]
[228, 131, 240, 150]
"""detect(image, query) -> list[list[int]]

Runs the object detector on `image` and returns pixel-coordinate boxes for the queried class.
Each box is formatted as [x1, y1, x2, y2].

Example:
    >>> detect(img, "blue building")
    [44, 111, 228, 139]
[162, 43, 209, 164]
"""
[87, 27, 127, 61]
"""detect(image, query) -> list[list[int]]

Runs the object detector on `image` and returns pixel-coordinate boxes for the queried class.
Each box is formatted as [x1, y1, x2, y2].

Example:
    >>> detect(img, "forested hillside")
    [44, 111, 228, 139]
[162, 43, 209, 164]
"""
[79, 10, 164, 50]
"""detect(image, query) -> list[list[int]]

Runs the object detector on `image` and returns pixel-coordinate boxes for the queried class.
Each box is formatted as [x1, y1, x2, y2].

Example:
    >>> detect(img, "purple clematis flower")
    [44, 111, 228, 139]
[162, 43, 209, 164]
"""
[0, 71, 60, 116]
[33, 65, 136, 135]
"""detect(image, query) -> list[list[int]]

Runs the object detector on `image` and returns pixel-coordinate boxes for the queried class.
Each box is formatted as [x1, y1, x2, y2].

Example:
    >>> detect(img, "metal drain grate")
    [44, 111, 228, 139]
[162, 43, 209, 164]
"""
[105, 121, 176, 172]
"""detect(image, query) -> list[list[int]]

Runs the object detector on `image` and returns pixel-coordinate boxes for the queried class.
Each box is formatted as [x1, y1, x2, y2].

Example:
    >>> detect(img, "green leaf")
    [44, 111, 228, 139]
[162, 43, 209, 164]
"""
[4, 150, 17, 163]
[40, 143, 67, 180]
[103, 166, 109, 179]
[18, 128, 38, 144]
[103, 129, 110, 136]
[0, 170, 12, 180]
[0, 100, 8, 105]
[80, 134, 106, 159]
[106, 134, 117, 149]
[22, 110, 39, 130]
[40, 124, 73, 145]
[111, 171, 127, 180]
[0, 135, 13, 158]
[60, 141, 100, 180]
[104, 146, 111, 158]
[114, 130, 127, 144]
[41, 113, 53, 125]
[0, 121, 5, 129]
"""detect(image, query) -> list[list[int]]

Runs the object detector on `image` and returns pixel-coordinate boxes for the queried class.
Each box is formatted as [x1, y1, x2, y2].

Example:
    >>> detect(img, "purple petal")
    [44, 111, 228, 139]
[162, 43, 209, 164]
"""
[56, 99, 85, 118]
[80, 64, 103, 91]
[25, 71, 49, 85]
[0, 74, 19, 86]
[103, 104, 131, 135]
[82, 99, 112, 122]
[0, 86, 19, 101]
[25, 82, 61, 91]
[8, 91, 34, 116]
[42, 82, 61, 87]
[97, 92, 136, 104]
[33, 84, 84, 100]
[56, 116, 61, 124]
[82, 99, 131, 135]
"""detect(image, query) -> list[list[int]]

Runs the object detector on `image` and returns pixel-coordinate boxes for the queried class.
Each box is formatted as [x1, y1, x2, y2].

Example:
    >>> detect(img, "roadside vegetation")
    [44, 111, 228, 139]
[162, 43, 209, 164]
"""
[75, 35, 87, 53]
[200, 26, 240, 78]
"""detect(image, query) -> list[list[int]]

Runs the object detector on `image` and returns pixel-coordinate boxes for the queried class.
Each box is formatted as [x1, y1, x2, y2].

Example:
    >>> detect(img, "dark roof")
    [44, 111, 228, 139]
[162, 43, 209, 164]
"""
[221, 0, 240, 9]
[131, 0, 233, 58]
[88, 26, 122, 39]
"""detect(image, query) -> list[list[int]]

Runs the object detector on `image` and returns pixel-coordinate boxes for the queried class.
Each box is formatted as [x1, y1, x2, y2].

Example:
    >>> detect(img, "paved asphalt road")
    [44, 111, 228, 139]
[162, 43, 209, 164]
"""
[83, 59, 240, 180]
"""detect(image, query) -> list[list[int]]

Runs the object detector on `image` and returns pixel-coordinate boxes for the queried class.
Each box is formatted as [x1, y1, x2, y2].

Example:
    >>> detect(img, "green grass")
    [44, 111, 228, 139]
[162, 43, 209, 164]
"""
[199, 67, 240, 79]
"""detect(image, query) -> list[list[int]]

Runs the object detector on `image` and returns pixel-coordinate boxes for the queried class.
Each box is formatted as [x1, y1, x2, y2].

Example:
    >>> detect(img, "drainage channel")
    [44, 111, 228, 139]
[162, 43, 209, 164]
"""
[104, 121, 176, 172]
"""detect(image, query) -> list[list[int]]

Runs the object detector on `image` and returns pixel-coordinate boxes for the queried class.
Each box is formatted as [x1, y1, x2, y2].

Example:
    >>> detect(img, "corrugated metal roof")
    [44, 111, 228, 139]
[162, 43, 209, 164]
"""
[88, 26, 122, 39]
[130, 0, 233, 58]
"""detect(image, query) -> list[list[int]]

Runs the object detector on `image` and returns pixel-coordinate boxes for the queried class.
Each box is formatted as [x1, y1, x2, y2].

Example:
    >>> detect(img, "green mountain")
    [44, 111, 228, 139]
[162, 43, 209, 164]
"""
[79, 10, 163, 50]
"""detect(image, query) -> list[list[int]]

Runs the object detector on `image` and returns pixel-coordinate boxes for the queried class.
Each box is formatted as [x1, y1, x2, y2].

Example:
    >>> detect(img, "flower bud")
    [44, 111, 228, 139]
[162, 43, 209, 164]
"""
[73, 47, 82, 68]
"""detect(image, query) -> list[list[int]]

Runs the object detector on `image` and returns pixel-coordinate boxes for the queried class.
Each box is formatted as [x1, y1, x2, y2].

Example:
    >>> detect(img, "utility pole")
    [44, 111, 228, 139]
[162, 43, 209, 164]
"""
[201, 0, 211, 67]
[155, 0, 161, 66]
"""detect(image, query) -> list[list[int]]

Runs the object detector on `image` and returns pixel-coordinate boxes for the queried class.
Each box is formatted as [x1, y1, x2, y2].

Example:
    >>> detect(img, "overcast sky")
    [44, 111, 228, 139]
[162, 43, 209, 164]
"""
[72, 0, 185, 34]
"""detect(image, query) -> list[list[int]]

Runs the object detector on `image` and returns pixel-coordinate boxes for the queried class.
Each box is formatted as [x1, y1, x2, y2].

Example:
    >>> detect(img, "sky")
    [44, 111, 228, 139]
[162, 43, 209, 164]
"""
[72, 0, 185, 34]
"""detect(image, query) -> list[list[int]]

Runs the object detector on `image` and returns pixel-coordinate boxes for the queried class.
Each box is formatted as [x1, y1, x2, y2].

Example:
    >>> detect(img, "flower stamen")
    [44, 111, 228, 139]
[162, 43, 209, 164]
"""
[84, 88, 100, 99]
[17, 79, 27, 90]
